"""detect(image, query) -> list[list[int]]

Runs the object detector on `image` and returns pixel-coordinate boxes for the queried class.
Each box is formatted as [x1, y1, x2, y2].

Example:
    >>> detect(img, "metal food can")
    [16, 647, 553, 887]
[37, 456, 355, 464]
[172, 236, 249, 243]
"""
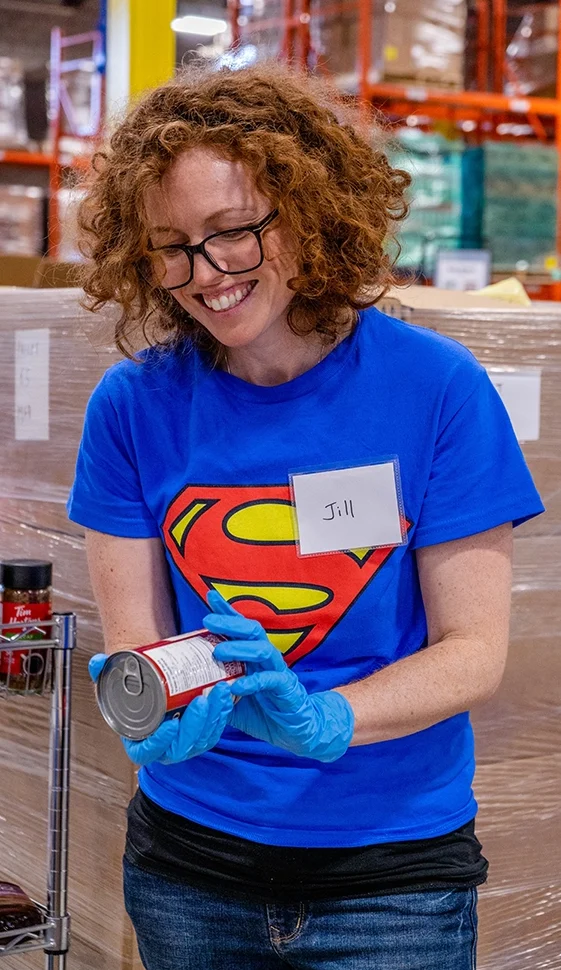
[96, 629, 245, 740]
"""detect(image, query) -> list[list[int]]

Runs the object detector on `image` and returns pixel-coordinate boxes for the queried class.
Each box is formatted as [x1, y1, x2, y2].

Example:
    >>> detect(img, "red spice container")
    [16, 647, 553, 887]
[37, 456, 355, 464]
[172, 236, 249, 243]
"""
[0, 560, 52, 693]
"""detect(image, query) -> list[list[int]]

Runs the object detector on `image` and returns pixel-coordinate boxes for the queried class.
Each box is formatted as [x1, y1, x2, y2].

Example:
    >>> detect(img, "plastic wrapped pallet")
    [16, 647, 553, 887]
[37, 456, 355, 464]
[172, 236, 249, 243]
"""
[379, 0, 467, 88]
[505, 3, 558, 98]
[311, 0, 384, 93]
[312, 0, 467, 92]
[0, 58, 27, 149]
[2, 285, 559, 968]
[388, 128, 464, 274]
[0, 187, 45, 258]
[0, 288, 142, 970]
[482, 142, 557, 274]
[382, 287, 561, 969]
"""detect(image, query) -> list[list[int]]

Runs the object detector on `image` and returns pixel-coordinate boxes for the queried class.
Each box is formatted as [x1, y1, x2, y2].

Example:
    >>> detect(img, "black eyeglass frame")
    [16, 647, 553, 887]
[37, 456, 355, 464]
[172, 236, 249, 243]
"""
[149, 208, 280, 291]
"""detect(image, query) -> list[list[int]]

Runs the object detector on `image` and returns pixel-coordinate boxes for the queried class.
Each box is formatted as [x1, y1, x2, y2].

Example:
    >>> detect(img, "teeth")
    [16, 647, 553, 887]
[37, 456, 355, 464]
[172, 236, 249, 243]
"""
[202, 283, 254, 312]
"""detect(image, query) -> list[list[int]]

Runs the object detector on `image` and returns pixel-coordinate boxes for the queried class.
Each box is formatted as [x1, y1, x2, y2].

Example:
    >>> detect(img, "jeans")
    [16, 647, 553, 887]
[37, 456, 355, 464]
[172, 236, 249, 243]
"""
[124, 857, 478, 970]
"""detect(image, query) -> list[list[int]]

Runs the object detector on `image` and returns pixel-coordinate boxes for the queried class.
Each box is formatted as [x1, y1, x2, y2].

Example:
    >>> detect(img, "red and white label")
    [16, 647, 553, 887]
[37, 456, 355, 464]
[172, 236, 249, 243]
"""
[2, 601, 51, 629]
[144, 631, 242, 697]
[0, 603, 51, 677]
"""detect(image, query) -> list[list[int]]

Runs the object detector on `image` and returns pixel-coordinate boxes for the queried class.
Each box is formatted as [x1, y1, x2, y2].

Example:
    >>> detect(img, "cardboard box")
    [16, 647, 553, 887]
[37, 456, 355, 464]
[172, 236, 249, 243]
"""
[381, 0, 467, 88]
[33, 259, 83, 288]
[0, 255, 42, 287]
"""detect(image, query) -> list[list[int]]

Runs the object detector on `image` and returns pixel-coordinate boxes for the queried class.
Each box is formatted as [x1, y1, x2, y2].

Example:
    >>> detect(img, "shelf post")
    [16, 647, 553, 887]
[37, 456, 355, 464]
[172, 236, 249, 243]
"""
[45, 613, 75, 970]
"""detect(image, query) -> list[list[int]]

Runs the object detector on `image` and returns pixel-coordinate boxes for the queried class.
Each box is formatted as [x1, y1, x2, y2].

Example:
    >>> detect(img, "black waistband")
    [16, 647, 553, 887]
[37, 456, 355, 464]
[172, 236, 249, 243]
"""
[125, 788, 488, 902]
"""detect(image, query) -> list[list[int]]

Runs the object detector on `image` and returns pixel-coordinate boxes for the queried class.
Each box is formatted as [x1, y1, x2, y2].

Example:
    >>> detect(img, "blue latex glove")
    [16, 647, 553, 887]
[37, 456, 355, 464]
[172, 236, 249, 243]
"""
[88, 653, 233, 767]
[203, 592, 355, 763]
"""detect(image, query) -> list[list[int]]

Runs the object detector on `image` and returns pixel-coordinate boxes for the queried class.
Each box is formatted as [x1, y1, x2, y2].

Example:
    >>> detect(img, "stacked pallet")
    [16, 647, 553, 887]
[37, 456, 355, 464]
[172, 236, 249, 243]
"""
[388, 290, 561, 970]
[0, 288, 140, 970]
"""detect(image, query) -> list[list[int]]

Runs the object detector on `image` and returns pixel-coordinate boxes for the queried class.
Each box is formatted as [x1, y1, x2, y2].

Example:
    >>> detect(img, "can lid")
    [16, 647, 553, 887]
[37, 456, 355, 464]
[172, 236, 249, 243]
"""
[0, 560, 52, 590]
[96, 652, 167, 740]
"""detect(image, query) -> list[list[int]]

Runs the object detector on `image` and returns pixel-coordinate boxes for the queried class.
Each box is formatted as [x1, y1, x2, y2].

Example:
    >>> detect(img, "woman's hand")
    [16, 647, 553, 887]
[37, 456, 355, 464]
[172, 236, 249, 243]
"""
[89, 654, 233, 766]
[203, 591, 354, 763]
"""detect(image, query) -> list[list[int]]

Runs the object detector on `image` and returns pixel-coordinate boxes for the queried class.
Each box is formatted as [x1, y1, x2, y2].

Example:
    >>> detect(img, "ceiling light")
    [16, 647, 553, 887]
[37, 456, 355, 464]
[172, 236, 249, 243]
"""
[171, 15, 228, 36]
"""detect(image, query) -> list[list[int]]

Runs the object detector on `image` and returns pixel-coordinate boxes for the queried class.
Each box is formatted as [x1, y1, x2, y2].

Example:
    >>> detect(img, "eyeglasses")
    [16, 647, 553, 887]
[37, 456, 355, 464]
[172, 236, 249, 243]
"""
[149, 209, 280, 291]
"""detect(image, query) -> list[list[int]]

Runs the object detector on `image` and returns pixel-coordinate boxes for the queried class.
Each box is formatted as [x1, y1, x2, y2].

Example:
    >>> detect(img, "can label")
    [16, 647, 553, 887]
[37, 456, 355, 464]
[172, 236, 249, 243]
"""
[144, 632, 241, 697]
[0, 602, 51, 677]
[96, 629, 246, 740]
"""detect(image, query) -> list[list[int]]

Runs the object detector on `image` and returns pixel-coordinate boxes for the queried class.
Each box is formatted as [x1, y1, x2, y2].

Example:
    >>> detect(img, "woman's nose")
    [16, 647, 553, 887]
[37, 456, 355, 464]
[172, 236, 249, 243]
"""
[191, 250, 226, 288]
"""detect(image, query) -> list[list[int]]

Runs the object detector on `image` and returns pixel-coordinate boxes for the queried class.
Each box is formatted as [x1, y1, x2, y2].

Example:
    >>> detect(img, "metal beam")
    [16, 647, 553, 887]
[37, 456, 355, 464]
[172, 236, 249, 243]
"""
[368, 83, 561, 117]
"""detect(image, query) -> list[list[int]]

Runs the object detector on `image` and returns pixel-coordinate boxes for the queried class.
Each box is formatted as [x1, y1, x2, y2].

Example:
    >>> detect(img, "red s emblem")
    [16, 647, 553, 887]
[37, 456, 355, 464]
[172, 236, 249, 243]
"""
[163, 485, 410, 665]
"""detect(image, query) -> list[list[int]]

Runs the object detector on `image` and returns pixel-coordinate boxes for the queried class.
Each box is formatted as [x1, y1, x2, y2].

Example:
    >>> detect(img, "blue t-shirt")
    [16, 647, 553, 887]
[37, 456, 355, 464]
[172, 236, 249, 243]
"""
[68, 308, 544, 848]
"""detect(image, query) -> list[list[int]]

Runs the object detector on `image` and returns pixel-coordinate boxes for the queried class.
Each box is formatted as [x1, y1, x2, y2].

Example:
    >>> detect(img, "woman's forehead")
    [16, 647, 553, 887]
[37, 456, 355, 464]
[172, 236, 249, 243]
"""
[145, 148, 265, 232]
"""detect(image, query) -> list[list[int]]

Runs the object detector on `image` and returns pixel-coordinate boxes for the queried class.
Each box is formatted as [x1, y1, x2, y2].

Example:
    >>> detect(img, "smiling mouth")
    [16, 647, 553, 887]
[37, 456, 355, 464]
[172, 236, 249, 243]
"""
[196, 281, 258, 313]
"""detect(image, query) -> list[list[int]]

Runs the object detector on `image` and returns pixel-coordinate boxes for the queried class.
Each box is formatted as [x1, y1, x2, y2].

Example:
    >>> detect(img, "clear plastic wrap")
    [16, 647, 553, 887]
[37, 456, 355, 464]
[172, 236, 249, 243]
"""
[0, 288, 141, 970]
[505, 4, 558, 98]
[1, 286, 559, 968]
[384, 290, 561, 968]
[408, 303, 561, 536]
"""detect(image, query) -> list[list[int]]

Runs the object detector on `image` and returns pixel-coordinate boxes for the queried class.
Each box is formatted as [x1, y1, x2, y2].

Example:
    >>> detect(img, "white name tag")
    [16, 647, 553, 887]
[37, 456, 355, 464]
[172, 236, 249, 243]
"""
[290, 461, 405, 556]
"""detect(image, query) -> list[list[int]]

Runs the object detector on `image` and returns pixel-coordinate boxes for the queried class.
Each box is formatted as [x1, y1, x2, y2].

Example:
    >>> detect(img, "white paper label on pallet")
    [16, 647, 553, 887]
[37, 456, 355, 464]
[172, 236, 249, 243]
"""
[486, 367, 541, 442]
[434, 249, 491, 291]
[509, 99, 531, 114]
[14, 328, 50, 441]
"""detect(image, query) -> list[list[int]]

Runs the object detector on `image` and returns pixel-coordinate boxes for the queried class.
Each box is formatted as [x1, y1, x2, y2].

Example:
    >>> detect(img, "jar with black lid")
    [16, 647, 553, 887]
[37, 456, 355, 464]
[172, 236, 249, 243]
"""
[0, 560, 52, 693]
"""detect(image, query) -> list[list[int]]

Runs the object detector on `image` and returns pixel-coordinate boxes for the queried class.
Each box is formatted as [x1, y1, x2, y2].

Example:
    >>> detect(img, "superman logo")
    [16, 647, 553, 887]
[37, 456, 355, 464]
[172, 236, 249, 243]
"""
[163, 485, 411, 666]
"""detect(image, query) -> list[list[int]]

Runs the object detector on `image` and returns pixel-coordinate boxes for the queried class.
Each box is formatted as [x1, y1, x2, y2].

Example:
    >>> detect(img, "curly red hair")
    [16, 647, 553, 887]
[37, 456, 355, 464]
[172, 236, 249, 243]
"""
[78, 62, 411, 360]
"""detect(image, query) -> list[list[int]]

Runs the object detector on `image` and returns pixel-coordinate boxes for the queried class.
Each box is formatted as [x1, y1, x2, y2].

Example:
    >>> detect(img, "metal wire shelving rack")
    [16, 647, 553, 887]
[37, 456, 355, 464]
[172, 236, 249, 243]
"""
[0, 614, 76, 970]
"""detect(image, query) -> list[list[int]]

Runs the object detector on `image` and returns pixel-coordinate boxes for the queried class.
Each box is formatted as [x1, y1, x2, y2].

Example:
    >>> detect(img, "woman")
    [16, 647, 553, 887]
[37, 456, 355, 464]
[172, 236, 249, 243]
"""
[68, 63, 543, 970]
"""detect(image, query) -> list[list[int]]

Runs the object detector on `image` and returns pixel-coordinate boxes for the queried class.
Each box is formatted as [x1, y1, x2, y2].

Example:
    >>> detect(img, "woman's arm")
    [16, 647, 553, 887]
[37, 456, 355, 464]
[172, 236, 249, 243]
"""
[85, 530, 178, 654]
[334, 522, 513, 745]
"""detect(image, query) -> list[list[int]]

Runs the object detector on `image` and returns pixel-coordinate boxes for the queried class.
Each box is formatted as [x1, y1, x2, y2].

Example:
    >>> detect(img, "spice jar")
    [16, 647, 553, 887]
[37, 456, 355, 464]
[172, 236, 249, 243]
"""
[0, 560, 52, 693]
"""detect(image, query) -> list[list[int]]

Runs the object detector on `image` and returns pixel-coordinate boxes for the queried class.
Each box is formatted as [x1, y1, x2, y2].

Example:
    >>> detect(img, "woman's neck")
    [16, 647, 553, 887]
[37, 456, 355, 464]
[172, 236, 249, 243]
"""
[224, 321, 355, 386]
